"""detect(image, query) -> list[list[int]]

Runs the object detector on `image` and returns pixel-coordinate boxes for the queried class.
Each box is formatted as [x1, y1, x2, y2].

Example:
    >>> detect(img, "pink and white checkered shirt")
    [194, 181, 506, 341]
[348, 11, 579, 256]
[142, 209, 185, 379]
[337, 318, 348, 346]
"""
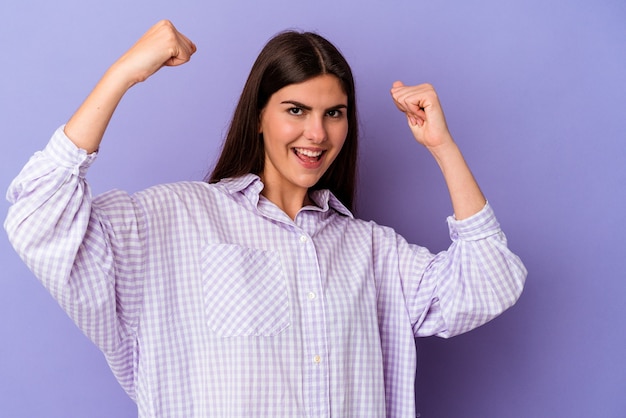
[5, 127, 526, 417]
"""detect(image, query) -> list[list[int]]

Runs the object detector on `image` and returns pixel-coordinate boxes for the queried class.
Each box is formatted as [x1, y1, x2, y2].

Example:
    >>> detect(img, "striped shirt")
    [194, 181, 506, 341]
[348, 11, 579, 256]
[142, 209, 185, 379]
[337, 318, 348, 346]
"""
[5, 127, 526, 417]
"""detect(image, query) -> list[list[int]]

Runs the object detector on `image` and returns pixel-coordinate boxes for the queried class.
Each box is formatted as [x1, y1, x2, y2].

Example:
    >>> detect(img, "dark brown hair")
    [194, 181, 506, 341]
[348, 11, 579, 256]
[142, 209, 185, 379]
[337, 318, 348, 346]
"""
[206, 30, 358, 210]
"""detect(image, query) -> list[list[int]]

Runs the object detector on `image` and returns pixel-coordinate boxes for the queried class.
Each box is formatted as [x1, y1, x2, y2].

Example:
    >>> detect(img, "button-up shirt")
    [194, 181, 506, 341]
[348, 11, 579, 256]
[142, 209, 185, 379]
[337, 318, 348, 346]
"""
[5, 127, 526, 417]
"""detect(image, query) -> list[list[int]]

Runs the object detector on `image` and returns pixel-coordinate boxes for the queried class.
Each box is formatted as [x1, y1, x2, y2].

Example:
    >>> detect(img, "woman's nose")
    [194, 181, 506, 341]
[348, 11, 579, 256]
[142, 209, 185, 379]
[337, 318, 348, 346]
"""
[304, 116, 327, 143]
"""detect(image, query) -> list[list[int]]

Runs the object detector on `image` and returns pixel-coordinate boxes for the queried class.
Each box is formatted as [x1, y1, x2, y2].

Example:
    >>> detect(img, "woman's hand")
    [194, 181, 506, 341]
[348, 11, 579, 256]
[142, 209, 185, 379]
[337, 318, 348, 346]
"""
[112, 20, 197, 87]
[390, 81, 453, 150]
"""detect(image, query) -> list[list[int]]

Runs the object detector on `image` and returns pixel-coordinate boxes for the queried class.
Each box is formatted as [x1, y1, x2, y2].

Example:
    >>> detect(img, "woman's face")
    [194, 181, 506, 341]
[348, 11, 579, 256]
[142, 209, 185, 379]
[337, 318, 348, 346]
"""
[259, 74, 348, 198]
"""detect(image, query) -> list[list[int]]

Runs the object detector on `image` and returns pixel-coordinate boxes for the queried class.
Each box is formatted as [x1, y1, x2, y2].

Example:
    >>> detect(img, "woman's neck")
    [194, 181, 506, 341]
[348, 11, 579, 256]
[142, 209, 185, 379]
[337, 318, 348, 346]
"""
[259, 180, 311, 220]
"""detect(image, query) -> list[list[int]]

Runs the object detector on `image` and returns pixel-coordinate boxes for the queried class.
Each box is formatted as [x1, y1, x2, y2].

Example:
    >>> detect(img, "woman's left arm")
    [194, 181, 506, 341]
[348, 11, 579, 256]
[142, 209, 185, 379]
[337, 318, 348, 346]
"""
[388, 82, 526, 336]
[390, 81, 485, 220]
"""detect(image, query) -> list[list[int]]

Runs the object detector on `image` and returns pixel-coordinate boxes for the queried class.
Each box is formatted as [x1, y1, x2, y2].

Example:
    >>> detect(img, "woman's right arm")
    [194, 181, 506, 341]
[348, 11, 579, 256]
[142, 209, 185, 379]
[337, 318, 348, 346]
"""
[3, 21, 195, 395]
[65, 20, 196, 152]
[6, 19, 196, 309]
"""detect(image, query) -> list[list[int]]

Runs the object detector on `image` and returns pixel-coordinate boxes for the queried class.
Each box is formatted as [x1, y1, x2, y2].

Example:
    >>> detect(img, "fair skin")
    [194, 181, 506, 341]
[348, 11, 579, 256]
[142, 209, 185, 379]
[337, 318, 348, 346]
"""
[259, 75, 348, 219]
[390, 82, 486, 219]
[64, 20, 485, 220]
[64, 20, 197, 153]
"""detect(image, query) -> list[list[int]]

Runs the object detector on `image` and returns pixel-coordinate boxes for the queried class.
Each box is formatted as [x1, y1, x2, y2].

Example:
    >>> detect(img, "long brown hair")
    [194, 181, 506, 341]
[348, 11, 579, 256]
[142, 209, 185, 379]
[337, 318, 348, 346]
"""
[206, 30, 358, 211]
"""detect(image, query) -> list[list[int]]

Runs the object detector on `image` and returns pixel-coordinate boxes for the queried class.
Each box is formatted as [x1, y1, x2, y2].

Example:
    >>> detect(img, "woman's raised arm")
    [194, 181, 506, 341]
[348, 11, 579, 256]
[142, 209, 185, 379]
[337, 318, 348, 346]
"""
[65, 20, 196, 153]
[390, 81, 486, 220]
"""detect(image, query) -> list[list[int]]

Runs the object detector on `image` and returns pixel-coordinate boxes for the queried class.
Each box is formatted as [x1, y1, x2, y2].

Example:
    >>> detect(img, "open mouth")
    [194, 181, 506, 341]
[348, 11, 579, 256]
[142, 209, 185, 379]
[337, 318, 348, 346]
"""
[293, 147, 324, 162]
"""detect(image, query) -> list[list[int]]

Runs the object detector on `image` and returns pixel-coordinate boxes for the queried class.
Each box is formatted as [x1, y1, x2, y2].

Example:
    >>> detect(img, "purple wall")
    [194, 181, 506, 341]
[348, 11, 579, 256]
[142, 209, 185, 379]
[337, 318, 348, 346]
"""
[1, 0, 624, 417]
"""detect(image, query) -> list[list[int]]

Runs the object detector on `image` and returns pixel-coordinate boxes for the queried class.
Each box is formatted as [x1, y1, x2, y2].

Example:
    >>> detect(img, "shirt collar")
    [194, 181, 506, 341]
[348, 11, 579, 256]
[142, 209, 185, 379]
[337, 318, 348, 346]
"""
[217, 174, 354, 218]
[308, 189, 353, 218]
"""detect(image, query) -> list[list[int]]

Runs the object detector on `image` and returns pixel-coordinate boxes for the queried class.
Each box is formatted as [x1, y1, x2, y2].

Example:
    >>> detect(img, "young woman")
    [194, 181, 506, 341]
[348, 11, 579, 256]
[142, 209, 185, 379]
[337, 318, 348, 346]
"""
[5, 20, 526, 417]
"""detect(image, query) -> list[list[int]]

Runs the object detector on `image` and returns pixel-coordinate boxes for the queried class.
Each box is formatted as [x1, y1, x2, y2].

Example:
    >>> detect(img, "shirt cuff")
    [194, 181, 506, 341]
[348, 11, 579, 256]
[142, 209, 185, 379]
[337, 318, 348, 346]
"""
[446, 201, 501, 241]
[42, 125, 98, 177]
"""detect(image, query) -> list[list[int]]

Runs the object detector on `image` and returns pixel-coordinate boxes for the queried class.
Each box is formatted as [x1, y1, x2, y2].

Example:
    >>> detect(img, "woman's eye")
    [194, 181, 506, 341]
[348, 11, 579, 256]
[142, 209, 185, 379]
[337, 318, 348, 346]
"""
[288, 107, 303, 115]
[327, 109, 343, 118]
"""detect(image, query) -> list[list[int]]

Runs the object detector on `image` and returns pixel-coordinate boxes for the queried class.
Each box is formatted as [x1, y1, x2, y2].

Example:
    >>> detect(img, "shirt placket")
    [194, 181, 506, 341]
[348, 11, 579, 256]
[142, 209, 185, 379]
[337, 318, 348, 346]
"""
[295, 227, 330, 417]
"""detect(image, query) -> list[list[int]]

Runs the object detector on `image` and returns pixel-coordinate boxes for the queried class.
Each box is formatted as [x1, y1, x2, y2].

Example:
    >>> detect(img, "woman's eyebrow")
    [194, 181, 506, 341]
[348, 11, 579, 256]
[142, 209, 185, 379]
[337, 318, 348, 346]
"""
[280, 100, 348, 111]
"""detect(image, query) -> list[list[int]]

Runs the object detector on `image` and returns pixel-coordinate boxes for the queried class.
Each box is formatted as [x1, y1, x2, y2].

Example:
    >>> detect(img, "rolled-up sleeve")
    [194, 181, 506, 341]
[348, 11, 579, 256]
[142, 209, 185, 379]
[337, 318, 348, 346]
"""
[398, 203, 527, 338]
[4, 126, 145, 398]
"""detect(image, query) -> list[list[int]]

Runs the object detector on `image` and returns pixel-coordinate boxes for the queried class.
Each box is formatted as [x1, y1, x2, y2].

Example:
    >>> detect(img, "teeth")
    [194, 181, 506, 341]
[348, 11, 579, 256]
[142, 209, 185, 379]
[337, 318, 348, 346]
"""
[295, 148, 323, 157]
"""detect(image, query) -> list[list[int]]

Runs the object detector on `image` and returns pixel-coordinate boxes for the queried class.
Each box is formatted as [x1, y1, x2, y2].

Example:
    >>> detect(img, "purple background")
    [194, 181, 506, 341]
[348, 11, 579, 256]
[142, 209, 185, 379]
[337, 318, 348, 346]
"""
[1, 0, 624, 417]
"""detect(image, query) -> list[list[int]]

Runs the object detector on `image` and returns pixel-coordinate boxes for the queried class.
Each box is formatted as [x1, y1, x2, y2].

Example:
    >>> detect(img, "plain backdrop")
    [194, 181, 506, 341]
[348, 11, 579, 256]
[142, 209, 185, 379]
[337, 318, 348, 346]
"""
[1, 0, 624, 417]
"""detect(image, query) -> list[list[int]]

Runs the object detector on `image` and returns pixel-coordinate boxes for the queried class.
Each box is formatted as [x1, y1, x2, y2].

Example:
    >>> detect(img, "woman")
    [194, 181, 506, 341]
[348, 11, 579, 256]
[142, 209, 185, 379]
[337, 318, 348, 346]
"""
[5, 20, 526, 417]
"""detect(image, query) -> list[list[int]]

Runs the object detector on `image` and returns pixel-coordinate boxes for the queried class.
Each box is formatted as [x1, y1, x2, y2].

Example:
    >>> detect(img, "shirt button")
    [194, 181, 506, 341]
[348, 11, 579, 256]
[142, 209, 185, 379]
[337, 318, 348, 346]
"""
[307, 292, 316, 300]
[299, 235, 308, 243]
[313, 355, 322, 364]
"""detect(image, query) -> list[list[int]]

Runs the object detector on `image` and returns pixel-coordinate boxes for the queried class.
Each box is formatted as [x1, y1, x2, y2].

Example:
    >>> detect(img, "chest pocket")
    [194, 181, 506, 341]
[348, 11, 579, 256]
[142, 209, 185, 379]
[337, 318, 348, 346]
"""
[200, 243, 290, 337]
